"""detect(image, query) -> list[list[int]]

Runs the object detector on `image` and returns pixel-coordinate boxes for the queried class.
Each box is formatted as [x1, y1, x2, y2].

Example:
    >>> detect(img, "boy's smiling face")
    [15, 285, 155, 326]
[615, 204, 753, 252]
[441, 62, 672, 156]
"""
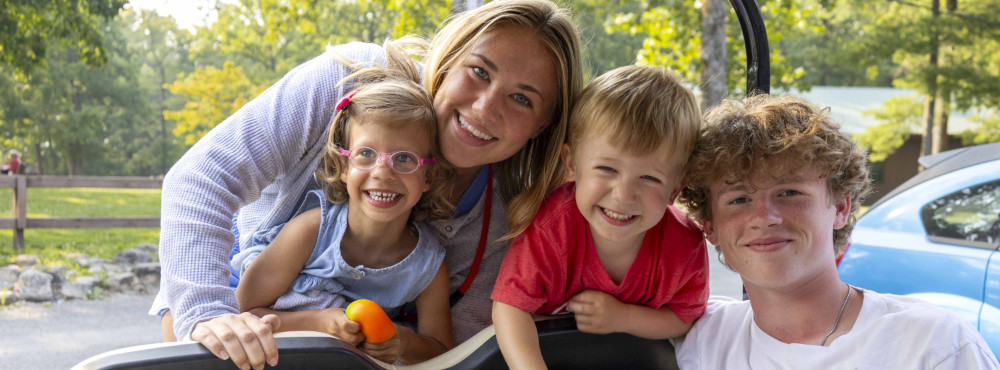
[702, 158, 850, 290]
[563, 133, 686, 252]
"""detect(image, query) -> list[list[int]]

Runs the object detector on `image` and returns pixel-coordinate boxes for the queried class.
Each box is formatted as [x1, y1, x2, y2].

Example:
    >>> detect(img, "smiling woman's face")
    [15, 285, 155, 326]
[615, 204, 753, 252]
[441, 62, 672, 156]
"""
[432, 24, 557, 169]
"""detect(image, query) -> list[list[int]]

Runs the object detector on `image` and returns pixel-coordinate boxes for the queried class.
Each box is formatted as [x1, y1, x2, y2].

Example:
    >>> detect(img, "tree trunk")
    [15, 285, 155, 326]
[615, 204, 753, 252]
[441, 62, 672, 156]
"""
[700, 0, 727, 112]
[68, 143, 84, 176]
[158, 51, 169, 175]
[69, 49, 84, 176]
[32, 142, 43, 175]
[921, 95, 935, 162]
[932, 0, 956, 154]
[919, 0, 941, 163]
[933, 97, 949, 154]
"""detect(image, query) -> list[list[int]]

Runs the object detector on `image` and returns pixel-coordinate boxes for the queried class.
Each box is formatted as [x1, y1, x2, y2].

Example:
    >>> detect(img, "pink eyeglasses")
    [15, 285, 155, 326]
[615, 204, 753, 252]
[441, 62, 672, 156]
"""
[338, 146, 435, 174]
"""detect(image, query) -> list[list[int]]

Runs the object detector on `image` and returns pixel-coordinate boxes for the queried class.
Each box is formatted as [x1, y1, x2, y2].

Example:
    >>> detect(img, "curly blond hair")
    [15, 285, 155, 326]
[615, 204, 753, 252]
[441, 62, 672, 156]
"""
[677, 94, 871, 253]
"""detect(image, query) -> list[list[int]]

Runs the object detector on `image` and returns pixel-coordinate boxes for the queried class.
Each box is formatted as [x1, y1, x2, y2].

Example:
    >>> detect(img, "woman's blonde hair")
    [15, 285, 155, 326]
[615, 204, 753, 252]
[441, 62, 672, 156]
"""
[318, 37, 454, 221]
[424, 0, 583, 238]
[677, 94, 871, 254]
[567, 65, 700, 166]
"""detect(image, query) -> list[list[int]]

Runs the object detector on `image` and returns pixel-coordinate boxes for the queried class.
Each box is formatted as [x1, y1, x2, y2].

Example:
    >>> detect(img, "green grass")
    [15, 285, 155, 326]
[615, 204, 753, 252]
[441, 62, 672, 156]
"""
[0, 188, 161, 267]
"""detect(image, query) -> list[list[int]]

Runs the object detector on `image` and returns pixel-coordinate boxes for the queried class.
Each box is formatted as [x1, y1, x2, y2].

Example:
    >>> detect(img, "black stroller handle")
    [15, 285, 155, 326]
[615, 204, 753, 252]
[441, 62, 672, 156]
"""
[731, 0, 771, 95]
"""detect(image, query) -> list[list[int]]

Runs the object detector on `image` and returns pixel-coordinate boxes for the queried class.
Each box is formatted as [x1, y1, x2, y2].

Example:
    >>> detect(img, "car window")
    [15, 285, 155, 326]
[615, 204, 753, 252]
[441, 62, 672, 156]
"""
[921, 179, 1000, 245]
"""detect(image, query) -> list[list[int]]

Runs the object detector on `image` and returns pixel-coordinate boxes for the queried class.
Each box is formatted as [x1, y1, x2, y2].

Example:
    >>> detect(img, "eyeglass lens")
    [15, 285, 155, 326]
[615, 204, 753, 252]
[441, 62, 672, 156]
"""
[350, 147, 421, 174]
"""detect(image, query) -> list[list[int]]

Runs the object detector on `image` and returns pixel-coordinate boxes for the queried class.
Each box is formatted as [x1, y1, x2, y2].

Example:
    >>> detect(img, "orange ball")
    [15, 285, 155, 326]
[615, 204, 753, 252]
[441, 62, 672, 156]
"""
[345, 299, 396, 344]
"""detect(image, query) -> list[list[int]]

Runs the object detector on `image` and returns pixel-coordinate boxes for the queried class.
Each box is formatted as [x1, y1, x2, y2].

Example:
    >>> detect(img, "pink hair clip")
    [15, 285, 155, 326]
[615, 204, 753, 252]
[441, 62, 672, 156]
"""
[336, 90, 359, 111]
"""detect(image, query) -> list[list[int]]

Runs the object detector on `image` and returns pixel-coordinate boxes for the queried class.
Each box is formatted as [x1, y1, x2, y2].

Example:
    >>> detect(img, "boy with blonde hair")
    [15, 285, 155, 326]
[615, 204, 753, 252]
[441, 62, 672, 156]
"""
[491, 65, 709, 369]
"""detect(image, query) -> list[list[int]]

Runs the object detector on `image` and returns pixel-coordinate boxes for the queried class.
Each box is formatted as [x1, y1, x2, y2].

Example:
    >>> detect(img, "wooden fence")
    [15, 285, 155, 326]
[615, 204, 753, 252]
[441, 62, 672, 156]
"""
[0, 175, 162, 252]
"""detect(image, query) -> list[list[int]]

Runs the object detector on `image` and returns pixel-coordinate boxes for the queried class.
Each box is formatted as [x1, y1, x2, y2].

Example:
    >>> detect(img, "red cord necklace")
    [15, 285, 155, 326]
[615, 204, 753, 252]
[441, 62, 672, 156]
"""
[449, 164, 492, 306]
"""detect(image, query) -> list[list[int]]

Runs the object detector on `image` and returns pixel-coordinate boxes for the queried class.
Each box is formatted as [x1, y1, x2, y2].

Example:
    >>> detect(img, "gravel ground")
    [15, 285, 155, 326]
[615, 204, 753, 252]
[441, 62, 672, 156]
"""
[0, 293, 162, 370]
[0, 247, 740, 370]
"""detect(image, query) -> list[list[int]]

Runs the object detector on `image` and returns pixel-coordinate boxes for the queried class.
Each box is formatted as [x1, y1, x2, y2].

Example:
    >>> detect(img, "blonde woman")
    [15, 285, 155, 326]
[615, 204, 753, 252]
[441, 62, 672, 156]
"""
[151, 1, 583, 369]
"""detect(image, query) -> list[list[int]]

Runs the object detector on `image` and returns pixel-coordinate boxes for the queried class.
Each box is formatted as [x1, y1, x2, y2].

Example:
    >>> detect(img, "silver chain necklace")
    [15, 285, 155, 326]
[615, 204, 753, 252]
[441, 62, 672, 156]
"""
[820, 282, 853, 346]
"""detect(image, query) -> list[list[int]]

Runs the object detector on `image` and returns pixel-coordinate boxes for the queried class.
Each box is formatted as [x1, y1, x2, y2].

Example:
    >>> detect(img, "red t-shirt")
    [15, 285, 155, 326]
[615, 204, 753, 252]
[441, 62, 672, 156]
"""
[491, 182, 709, 323]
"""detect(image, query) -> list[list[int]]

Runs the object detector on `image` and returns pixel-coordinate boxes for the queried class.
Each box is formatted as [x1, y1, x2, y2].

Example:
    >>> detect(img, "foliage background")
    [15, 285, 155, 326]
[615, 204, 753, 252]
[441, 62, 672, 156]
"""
[1, 0, 999, 177]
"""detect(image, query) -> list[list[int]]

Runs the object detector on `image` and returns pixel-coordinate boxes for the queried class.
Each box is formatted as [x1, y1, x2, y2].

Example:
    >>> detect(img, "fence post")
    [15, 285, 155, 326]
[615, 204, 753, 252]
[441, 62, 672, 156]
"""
[13, 175, 26, 252]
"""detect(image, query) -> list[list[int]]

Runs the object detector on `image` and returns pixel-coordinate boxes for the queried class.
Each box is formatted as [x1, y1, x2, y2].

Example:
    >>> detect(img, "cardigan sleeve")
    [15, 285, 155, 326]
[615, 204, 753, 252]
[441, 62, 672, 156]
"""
[158, 42, 385, 340]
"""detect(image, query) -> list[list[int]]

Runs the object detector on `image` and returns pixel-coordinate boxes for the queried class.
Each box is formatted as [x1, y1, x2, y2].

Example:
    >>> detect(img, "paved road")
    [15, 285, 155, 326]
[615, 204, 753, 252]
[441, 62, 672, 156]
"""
[0, 248, 740, 369]
[0, 293, 162, 370]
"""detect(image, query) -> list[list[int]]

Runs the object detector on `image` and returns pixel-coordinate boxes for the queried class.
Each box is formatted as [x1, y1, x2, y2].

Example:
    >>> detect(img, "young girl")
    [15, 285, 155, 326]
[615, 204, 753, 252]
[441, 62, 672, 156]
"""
[231, 39, 454, 365]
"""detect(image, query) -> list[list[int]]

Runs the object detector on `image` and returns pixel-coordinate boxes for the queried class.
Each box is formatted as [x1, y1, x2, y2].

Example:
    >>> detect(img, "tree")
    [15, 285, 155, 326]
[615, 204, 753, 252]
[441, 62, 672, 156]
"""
[0, 13, 155, 176]
[701, 0, 727, 111]
[853, 96, 922, 162]
[0, 64, 35, 170]
[606, 0, 819, 106]
[164, 62, 266, 146]
[960, 114, 1000, 145]
[570, 1, 646, 79]
[385, 0, 451, 39]
[0, 0, 126, 77]
[127, 9, 195, 175]
[166, 0, 450, 145]
[852, 0, 1000, 156]
[776, 2, 898, 88]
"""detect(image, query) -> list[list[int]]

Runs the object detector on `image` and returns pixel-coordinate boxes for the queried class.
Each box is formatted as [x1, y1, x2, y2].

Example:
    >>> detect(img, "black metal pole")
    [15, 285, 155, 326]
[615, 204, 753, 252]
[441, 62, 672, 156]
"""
[730, 0, 770, 302]
[730, 0, 771, 96]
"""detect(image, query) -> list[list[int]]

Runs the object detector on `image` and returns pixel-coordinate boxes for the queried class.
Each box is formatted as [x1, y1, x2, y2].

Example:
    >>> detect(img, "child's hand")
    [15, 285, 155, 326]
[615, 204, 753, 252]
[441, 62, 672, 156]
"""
[568, 290, 625, 334]
[359, 326, 402, 364]
[318, 308, 364, 345]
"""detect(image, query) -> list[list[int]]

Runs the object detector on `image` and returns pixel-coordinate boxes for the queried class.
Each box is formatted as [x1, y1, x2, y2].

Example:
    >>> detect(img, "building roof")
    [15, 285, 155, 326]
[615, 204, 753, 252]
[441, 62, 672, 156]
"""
[784, 86, 981, 134]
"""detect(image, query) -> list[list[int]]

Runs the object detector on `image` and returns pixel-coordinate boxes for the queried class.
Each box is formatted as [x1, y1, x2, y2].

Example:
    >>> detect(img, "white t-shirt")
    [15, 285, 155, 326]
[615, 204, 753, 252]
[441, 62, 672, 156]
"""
[673, 289, 999, 369]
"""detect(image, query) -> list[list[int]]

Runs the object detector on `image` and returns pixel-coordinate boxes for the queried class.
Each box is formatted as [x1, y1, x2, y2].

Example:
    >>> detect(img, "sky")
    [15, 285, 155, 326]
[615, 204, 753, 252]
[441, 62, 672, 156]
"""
[125, 0, 218, 31]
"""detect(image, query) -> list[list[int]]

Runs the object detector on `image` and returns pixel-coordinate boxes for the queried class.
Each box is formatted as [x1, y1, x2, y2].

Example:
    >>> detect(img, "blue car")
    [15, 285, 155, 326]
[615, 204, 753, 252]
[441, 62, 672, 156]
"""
[838, 142, 1000, 355]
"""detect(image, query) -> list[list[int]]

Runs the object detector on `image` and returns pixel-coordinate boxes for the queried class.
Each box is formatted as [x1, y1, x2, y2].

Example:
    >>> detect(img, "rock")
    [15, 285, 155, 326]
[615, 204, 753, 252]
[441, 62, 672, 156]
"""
[136, 243, 158, 255]
[89, 261, 125, 274]
[15, 269, 54, 302]
[49, 264, 69, 284]
[2, 249, 163, 303]
[134, 263, 161, 287]
[0, 265, 19, 290]
[76, 275, 101, 287]
[74, 255, 101, 268]
[113, 249, 153, 266]
[106, 272, 139, 293]
[13, 255, 39, 268]
[47, 264, 69, 298]
[74, 275, 103, 287]
[62, 276, 101, 300]
[0, 287, 18, 305]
